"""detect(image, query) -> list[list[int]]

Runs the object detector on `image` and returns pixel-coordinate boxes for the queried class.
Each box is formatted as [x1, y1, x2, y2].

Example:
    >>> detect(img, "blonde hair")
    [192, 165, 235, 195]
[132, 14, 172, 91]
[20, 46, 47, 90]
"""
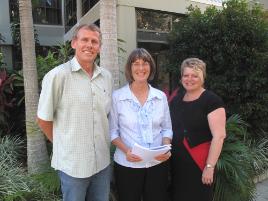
[181, 58, 206, 82]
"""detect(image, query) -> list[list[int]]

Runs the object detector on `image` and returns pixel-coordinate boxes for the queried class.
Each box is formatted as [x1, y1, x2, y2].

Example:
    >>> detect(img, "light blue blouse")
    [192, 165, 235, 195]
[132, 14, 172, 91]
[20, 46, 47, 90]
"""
[109, 84, 173, 168]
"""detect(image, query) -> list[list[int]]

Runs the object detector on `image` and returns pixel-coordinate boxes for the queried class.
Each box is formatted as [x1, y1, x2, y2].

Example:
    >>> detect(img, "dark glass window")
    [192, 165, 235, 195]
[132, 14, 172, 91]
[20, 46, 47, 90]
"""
[9, 0, 19, 22]
[32, 0, 62, 25]
[65, 0, 76, 32]
[136, 9, 181, 33]
[82, 0, 99, 15]
[82, 0, 90, 15]
[10, 0, 62, 25]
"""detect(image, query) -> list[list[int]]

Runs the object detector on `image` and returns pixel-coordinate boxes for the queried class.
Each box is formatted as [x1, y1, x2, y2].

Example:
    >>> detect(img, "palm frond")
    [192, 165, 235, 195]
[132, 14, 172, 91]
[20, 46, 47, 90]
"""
[213, 114, 258, 201]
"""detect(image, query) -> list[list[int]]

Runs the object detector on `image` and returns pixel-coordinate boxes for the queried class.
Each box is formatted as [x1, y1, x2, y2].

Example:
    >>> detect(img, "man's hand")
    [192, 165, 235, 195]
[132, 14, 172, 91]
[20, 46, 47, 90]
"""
[37, 118, 53, 142]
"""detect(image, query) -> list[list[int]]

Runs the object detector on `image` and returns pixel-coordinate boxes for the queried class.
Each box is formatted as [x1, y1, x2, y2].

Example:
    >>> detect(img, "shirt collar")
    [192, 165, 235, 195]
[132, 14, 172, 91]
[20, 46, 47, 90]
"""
[118, 84, 163, 101]
[70, 57, 102, 78]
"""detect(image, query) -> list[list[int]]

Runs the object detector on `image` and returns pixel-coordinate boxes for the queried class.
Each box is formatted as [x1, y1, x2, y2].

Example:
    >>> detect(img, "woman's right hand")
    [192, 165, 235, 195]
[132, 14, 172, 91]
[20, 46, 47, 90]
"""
[126, 149, 142, 162]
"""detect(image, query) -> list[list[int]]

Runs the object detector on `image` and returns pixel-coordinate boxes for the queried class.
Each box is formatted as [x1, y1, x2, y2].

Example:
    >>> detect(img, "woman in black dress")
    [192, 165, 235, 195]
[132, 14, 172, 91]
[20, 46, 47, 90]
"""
[170, 58, 226, 201]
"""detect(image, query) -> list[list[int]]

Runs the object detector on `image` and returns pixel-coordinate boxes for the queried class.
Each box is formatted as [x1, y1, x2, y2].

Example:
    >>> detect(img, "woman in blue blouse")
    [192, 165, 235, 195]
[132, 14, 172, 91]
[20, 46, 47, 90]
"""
[109, 48, 173, 201]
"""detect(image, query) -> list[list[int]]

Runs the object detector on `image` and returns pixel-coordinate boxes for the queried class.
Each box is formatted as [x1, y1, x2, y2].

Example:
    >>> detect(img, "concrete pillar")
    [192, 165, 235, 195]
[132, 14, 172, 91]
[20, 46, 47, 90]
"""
[117, 5, 137, 86]
[76, 0, 82, 21]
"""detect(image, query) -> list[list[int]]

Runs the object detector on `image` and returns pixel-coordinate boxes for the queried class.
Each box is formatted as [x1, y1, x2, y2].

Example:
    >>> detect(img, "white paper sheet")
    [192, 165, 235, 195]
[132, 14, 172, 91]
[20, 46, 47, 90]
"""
[131, 143, 171, 167]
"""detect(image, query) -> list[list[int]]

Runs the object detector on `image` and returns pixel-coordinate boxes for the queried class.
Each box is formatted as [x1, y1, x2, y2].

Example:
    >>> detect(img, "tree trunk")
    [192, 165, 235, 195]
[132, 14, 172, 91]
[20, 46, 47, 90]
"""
[18, 0, 49, 174]
[100, 0, 119, 89]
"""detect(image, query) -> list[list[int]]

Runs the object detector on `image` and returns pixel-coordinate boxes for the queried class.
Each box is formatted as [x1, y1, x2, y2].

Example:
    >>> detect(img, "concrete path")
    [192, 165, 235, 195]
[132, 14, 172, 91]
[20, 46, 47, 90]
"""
[255, 179, 268, 201]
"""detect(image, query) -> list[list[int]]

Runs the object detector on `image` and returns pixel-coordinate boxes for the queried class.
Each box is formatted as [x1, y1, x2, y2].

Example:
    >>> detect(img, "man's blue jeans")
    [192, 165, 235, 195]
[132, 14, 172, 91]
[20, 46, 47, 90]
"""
[58, 165, 111, 201]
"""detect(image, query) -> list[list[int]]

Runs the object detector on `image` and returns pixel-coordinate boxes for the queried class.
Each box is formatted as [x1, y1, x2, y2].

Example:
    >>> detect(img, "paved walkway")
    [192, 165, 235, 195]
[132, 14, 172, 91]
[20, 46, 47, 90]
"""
[255, 179, 268, 201]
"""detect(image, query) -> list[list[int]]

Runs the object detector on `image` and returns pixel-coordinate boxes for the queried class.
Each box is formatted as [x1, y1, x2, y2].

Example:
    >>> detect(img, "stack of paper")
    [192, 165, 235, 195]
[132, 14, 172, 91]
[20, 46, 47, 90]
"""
[132, 143, 171, 166]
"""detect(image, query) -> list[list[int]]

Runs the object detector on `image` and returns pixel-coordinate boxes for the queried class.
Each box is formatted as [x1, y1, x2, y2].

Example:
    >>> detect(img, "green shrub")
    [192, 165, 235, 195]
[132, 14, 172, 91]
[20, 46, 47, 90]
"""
[214, 114, 268, 201]
[168, 0, 268, 133]
[0, 69, 25, 137]
[0, 136, 61, 201]
[31, 170, 61, 194]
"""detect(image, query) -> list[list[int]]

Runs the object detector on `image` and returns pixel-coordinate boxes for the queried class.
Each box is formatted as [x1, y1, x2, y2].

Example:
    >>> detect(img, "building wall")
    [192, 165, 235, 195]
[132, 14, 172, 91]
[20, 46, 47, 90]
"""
[117, 5, 136, 84]
[118, 0, 189, 14]
[35, 25, 65, 46]
[115, 0, 215, 85]
[0, 0, 13, 45]
[258, 0, 268, 9]
[0, 0, 65, 69]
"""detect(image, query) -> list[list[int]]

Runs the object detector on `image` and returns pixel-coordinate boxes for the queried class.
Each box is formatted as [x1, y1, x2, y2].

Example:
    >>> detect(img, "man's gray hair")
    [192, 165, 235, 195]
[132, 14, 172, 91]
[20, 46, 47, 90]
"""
[72, 24, 102, 43]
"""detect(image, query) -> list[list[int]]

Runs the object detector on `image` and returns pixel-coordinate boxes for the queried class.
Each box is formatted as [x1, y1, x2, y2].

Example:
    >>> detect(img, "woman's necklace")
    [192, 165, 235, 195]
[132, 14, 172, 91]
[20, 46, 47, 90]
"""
[184, 88, 205, 101]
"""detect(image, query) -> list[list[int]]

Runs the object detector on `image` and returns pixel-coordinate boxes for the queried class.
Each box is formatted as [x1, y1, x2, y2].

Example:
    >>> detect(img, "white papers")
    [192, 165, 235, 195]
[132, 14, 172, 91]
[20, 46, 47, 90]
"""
[132, 143, 171, 167]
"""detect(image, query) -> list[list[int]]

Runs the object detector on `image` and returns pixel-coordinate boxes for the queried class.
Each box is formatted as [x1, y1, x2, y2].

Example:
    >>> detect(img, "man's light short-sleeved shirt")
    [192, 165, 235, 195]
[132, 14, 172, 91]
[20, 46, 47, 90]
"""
[37, 57, 113, 178]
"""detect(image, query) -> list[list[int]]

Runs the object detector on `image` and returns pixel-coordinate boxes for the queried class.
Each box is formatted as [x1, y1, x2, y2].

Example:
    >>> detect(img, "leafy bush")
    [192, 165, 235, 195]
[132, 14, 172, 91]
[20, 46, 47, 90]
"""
[214, 114, 268, 201]
[0, 69, 25, 137]
[0, 136, 61, 201]
[36, 51, 60, 88]
[168, 0, 268, 133]
[0, 69, 17, 135]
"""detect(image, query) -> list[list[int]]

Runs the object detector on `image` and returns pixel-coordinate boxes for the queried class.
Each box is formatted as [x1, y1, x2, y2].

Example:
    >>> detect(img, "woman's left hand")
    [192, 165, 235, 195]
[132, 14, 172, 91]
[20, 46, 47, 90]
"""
[202, 167, 214, 185]
[155, 151, 171, 162]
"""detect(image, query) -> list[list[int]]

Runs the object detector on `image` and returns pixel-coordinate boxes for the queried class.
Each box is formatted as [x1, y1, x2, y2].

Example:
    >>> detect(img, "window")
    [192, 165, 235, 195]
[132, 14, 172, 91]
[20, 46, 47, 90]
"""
[32, 0, 62, 25]
[65, 0, 76, 32]
[82, 0, 99, 15]
[9, 0, 19, 22]
[191, 0, 222, 6]
[136, 9, 180, 33]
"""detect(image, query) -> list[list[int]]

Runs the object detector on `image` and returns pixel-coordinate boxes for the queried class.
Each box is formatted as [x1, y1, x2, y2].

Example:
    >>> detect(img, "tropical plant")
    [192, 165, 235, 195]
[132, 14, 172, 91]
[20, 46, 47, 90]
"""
[0, 68, 26, 138]
[168, 0, 268, 133]
[36, 41, 74, 86]
[213, 114, 268, 201]
[10, 22, 40, 70]
[0, 69, 16, 135]
[0, 136, 30, 198]
[36, 51, 60, 86]
[0, 33, 4, 43]
[0, 136, 61, 201]
[18, 0, 49, 174]
[0, 52, 4, 67]
[55, 41, 74, 63]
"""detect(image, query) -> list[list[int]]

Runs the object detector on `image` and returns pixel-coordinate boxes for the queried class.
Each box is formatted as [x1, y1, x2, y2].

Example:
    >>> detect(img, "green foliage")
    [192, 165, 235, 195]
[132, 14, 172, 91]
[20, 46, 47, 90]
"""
[36, 51, 60, 86]
[168, 0, 268, 133]
[55, 41, 74, 63]
[10, 22, 39, 70]
[0, 136, 30, 198]
[0, 135, 25, 164]
[0, 33, 4, 43]
[0, 69, 16, 135]
[0, 34, 5, 66]
[214, 114, 268, 201]
[35, 41, 74, 88]
[0, 69, 25, 136]
[0, 52, 4, 67]
[31, 170, 61, 194]
[0, 136, 61, 201]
